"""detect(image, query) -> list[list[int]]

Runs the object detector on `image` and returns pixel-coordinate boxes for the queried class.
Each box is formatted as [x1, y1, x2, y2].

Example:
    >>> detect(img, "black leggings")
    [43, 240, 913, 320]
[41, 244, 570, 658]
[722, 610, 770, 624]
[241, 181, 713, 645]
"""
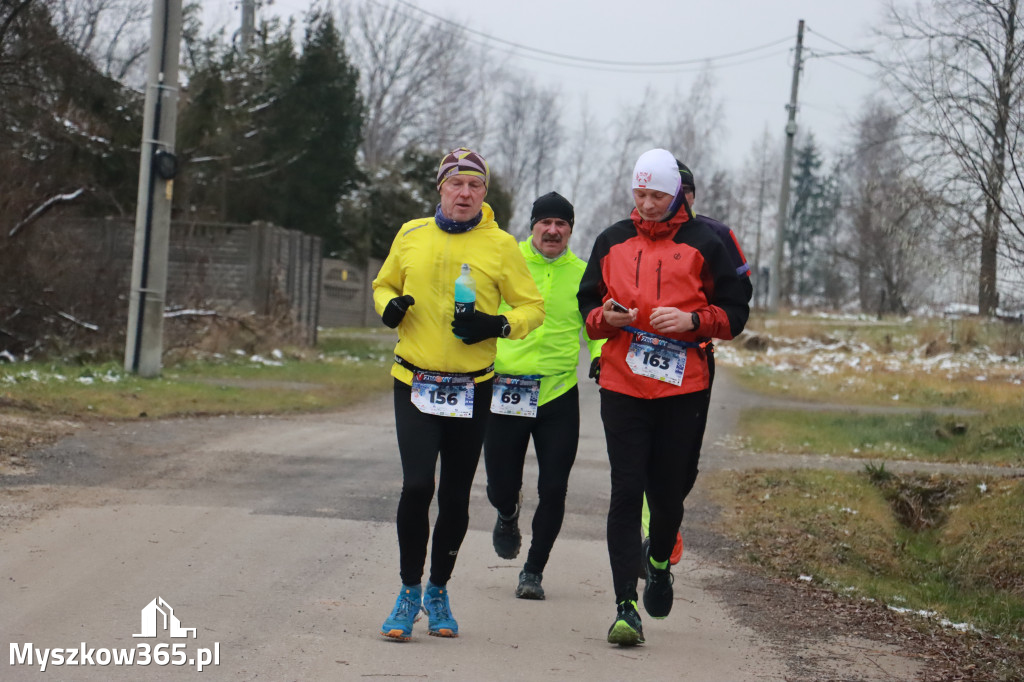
[601, 388, 708, 603]
[483, 386, 580, 574]
[392, 378, 491, 587]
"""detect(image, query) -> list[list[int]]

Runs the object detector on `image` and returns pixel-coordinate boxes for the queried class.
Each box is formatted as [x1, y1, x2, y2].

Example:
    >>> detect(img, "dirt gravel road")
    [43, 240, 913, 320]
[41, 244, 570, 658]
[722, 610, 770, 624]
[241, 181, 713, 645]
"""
[0, 366, 956, 681]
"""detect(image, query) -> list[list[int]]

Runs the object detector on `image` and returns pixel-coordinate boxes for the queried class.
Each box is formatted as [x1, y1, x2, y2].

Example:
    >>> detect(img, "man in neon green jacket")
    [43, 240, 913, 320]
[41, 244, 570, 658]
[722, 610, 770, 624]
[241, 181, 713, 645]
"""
[484, 191, 603, 600]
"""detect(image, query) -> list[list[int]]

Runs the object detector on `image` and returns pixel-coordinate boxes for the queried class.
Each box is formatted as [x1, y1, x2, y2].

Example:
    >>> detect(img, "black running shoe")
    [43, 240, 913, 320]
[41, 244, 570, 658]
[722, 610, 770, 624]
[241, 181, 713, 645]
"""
[607, 600, 645, 646]
[492, 507, 521, 559]
[642, 542, 674, 619]
[515, 570, 545, 600]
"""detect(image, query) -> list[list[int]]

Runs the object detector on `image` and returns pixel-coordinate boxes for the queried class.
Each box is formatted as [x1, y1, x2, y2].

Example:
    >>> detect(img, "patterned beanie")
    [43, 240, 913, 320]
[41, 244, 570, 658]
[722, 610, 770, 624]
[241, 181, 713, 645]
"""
[632, 148, 681, 196]
[437, 147, 490, 190]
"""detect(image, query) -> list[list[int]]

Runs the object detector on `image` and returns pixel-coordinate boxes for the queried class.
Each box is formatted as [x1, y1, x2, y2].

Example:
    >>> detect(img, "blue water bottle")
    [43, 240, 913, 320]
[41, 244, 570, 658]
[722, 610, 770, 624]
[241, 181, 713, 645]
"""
[454, 264, 476, 339]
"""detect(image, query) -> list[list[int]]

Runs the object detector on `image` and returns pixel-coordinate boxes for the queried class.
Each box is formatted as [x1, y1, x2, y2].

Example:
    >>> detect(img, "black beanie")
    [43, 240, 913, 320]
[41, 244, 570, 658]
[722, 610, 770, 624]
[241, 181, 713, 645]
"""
[676, 160, 696, 196]
[530, 191, 574, 228]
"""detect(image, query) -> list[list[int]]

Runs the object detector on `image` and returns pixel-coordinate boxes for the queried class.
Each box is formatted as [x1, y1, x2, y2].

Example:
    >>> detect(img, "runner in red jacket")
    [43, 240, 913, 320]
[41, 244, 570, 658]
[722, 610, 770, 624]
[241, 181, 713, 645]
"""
[578, 148, 749, 646]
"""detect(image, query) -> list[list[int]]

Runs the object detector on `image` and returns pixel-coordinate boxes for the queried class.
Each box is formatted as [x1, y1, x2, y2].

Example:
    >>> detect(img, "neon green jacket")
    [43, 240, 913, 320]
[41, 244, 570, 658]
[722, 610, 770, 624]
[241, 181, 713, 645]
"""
[495, 239, 604, 406]
[372, 203, 545, 385]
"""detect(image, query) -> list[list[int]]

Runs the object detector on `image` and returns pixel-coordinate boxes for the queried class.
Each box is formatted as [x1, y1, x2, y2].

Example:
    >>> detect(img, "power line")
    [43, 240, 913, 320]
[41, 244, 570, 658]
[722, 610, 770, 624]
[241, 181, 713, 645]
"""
[805, 25, 875, 61]
[391, 0, 792, 70]
[501, 46, 794, 75]
[804, 50, 876, 79]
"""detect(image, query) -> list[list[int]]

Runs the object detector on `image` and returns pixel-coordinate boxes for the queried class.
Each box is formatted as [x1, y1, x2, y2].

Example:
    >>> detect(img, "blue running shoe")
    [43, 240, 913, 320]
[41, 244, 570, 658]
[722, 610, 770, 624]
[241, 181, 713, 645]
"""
[381, 584, 423, 641]
[423, 581, 459, 637]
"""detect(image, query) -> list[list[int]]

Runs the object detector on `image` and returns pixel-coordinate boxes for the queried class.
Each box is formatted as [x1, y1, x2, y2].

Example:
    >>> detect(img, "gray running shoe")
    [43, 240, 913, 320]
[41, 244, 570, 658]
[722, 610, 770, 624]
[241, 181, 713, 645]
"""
[515, 570, 545, 600]
[492, 506, 521, 559]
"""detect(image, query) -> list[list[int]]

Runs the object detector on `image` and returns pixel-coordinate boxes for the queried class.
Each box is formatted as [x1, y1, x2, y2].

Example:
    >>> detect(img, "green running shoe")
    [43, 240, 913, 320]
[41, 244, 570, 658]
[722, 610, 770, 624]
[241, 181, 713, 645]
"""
[607, 600, 645, 646]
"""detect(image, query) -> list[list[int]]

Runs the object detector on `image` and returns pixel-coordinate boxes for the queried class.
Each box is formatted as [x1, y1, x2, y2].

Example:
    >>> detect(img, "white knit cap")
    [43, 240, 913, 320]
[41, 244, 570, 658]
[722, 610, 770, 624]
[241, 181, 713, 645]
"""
[631, 148, 681, 196]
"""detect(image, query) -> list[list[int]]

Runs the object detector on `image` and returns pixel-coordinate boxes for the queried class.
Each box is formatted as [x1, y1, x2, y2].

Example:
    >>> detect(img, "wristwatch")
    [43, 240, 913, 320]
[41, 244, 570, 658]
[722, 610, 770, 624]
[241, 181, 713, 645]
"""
[499, 315, 512, 338]
[690, 312, 700, 331]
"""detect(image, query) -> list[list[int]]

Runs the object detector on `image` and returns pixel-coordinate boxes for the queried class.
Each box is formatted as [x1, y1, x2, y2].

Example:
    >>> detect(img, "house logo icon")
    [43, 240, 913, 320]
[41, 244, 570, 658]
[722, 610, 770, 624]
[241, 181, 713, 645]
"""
[133, 597, 197, 639]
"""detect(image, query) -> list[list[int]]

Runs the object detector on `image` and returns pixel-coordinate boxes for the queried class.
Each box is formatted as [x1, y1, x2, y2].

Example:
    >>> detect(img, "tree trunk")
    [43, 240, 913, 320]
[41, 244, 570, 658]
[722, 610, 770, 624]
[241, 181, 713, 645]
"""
[979, 226, 1000, 314]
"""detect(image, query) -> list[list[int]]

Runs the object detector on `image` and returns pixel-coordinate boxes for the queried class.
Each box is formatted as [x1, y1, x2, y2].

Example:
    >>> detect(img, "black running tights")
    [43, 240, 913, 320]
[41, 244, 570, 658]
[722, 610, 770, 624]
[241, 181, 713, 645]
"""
[483, 386, 580, 574]
[600, 388, 709, 603]
[392, 378, 491, 587]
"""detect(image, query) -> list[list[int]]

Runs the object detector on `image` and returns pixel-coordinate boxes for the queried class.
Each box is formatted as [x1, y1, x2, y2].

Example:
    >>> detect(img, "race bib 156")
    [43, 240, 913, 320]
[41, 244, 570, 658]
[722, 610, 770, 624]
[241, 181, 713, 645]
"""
[411, 372, 475, 418]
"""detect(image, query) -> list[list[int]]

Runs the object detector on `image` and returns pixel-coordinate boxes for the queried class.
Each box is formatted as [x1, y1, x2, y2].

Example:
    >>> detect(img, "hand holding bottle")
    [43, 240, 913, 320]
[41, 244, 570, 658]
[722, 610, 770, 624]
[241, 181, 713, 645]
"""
[451, 312, 507, 345]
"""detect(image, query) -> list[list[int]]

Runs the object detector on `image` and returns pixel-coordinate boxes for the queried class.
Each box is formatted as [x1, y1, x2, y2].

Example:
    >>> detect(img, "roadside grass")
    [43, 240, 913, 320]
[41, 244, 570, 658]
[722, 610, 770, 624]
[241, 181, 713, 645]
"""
[706, 312, 1024, 675]
[1, 344, 392, 419]
[728, 361, 1020, 410]
[707, 467, 1024, 653]
[716, 312, 1023, 466]
[752, 311, 1024, 358]
[722, 312, 1023, 411]
[0, 328, 394, 461]
[739, 407, 1024, 467]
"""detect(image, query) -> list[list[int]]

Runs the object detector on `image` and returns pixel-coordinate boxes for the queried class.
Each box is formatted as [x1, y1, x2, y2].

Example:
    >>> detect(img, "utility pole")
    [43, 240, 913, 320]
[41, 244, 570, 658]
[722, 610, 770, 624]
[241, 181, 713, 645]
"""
[753, 160, 766, 309]
[124, 0, 183, 377]
[767, 19, 804, 313]
[240, 0, 256, 54]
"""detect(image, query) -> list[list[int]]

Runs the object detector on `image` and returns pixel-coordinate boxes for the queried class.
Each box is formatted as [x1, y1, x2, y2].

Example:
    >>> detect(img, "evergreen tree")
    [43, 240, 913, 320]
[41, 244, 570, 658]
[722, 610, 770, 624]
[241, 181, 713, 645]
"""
[177, 10, 362, 254]
[1, 1, 141, 234]
[258, 10, 362, 253]
[787, 135, 838, 306]
[338, 148, 438, 261]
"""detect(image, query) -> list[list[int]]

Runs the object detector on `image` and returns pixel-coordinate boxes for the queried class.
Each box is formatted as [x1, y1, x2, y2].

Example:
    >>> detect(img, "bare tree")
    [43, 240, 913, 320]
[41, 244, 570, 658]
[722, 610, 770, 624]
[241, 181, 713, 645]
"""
[569, 88, 658, 258]
[420, 47, 491, 155]
[662, 65, 726, 175]
[883, 0, 1024, 314]
[840, 98, 940, 314]
[563, 97, 598, 205]
[345, 0, 477, 171]
[50, 0, 150, 83]
[736, 126, 781, 308]
[490, 73, 562, 230]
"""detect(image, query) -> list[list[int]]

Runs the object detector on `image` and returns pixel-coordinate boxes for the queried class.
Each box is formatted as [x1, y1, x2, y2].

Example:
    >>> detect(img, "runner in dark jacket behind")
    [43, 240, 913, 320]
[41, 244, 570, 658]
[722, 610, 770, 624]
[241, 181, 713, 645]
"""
[639, 160, 755, 561]
[578, 148, 749, 647]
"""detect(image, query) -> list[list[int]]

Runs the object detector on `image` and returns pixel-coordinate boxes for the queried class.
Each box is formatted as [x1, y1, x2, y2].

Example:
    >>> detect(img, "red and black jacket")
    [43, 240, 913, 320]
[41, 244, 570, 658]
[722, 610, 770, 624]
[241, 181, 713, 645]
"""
[578, 209, 749, 399]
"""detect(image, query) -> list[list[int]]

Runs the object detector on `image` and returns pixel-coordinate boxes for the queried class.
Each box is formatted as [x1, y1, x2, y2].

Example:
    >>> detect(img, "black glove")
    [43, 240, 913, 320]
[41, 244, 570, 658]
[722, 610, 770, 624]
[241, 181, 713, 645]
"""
[451, 311, 505, 345]
[381, 295, 415, 329]
[589, 357, 601, 383]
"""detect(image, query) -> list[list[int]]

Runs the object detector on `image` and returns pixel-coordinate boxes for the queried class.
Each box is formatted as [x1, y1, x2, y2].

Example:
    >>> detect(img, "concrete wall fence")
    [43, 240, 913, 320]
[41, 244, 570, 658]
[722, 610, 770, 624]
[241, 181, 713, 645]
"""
[319, 256, 383, 328]
[35, 217, 323, 344]
[29, 217, 386, 342]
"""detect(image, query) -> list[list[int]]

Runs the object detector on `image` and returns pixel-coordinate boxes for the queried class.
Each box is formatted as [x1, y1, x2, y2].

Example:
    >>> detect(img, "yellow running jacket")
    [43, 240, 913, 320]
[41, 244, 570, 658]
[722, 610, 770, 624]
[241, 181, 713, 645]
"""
[373, 203, 545, 385]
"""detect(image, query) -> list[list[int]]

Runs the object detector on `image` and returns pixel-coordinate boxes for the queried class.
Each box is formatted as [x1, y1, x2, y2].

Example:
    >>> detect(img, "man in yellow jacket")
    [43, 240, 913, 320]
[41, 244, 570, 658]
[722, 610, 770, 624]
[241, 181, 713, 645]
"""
[372, 147, 544, 641]
[484, 192, 602, 600]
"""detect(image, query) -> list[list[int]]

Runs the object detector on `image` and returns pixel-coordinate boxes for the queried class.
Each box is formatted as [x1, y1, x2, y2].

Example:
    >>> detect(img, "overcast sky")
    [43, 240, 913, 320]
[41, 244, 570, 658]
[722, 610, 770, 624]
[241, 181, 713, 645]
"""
[204, 0, 891, 169]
